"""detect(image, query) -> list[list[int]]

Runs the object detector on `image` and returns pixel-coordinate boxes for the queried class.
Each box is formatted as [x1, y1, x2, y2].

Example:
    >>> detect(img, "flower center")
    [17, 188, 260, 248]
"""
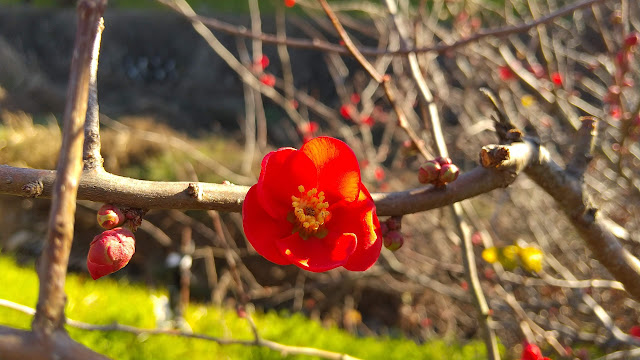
[290, 185, 331, 238]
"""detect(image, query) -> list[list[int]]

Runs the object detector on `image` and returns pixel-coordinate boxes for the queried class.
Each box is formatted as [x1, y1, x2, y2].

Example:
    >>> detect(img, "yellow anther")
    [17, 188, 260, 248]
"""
[289, 185, 331, 238]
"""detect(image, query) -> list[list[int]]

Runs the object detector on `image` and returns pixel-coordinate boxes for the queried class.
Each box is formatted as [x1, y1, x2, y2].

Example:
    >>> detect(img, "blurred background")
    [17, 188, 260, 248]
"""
[0, 0, 639, 359]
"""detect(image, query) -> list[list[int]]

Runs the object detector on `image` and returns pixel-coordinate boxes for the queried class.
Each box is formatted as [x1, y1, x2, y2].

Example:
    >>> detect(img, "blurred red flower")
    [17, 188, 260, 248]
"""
[284, 0, 296, 7]
[521, 343, 551, 360]
[550, 72, 563, 86]
[260, 73, 276, 87]
[242, 136, 382, 272]
[498, 65, 516, 81]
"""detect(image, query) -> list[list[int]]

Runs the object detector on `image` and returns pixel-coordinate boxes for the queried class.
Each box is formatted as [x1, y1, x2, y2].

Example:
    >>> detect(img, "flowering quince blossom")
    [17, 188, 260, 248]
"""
[87, 227, 136, 280]
[242, 136, 382, 272]
[521, 343, 551, 360]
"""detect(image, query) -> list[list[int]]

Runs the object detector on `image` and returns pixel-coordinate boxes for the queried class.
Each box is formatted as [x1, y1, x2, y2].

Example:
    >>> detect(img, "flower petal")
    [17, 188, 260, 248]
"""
[276, 232, 357, 272]
[300, 136, 361, 203]
[327, 187, 382, 271]
[242, 186, 292, 265]
[257, 148, 317, 219]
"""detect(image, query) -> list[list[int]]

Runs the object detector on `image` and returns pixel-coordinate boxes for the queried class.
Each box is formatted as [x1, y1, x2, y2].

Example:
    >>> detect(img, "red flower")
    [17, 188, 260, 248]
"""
[260, 74, 276, 87]
[87, 228, 136, 280]
[361, 116, 374, 127]
[550, 72, 563, 86]
[242, 137, 382, 272]
[522, 343, 550, 360]
[498, 65, 516, 81]
[340, 104, 353, 120]
[284, 0, 296, 7]
[255, 54, 270, 70]
[630, 325, 640, 338]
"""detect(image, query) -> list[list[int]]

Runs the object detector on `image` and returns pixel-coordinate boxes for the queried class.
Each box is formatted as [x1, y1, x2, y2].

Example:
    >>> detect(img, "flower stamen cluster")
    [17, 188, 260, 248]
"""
[291, 185, 331, 238]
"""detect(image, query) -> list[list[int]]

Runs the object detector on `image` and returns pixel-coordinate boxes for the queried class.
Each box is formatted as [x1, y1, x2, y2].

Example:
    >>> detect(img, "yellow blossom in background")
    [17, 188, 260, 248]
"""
[521, 95, 536, 107]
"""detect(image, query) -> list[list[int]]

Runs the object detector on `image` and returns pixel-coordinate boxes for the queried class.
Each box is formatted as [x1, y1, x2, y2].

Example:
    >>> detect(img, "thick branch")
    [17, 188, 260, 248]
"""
[0, 142, 532, 216]
[0, 326, 109, 360]
[32, 0, 107, 336]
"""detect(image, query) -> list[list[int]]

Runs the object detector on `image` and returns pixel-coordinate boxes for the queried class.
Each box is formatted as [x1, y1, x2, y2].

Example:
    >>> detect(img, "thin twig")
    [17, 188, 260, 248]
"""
[0, 299, 362, 360]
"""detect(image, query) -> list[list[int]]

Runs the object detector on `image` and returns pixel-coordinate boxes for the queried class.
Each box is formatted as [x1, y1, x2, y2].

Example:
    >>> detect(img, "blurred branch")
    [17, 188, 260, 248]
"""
[176, 0, 606, 56]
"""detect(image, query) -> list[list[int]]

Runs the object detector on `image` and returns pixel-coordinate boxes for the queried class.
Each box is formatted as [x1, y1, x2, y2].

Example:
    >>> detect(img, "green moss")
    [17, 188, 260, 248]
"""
[0, 255, 493, 359]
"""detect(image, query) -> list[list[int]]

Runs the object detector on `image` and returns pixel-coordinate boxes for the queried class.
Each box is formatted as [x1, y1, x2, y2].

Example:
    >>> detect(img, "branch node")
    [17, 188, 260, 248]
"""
[187, 182, 203, 200]
[22, 180, 44, 198]
[480, 145, 510, 168]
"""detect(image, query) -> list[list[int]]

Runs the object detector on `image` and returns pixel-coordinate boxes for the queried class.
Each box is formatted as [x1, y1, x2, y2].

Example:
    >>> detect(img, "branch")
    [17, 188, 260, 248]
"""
[32, 0, 107, 336]
[173, 0, 606, 56]
[0, 299, 362, 360]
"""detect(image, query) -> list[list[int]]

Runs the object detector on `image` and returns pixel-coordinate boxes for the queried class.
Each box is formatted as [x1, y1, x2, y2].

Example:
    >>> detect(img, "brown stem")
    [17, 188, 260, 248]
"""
[0, 147, 525, 216]
[82, 17, 105, 171]
[32, 0, 107, 336]
[173, 0, 605, 56]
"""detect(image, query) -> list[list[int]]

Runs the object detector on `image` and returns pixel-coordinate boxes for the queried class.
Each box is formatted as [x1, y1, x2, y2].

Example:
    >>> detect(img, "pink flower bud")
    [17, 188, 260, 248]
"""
[96, 204, 124, 229]
[87, 228, 136, 280]
[625, 32, 639, 47]
[418, 160, 441, 184]
[439, 163, 460, 184]
[383, 230, 404, 251]
[385, 216, 402, 231]
[434, 156, 452, 166]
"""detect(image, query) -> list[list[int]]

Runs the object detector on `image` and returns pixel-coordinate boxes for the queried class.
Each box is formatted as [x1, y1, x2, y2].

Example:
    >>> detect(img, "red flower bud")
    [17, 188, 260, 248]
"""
[383, 230, 404, 251]
[434, 156, 452, 165]
[260, 74, 276, 87]
[385, 216, 402, 231]
[550, 72, 563, 86]
[439, 163, 460, 184]
[418, 161, 441, 184]
[87, 228, 136, 280]
[625, 32, 639, 47]
[96, 204, 124, 229]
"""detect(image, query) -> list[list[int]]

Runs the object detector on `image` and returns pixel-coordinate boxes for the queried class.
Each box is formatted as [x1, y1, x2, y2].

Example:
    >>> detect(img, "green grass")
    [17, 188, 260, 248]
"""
[0, 255, 490, 359]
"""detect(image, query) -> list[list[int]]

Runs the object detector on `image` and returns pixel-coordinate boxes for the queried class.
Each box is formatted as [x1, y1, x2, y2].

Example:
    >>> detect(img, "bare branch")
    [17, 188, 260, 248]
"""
[0, 299, 362, 360]
[32, 0, 107, 336]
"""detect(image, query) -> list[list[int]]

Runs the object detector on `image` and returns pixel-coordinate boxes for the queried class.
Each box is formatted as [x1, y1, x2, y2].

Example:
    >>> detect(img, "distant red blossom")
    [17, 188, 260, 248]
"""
[284, 0, 296, 7]
[260, 73, 276, 87]
[242, 137, 382, 272]
[550, 72, 563, 86]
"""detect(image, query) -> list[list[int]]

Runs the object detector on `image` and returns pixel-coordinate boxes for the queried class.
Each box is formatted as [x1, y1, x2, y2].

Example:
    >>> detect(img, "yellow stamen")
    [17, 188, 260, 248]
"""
[290, 185, 331, 238]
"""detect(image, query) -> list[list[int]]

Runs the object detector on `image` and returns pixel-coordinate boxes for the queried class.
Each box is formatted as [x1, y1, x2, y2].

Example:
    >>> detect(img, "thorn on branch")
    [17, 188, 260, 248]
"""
[22, 180, 44, 198]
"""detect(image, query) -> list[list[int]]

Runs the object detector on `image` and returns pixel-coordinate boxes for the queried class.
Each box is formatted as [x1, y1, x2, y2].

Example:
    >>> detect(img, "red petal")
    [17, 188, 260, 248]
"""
[242, 186, 292, 265]
[276, 232, 356, 272]
[300, 137, 361, 203]
[257, 148, 317, 219]
[327, 187, 382, 271]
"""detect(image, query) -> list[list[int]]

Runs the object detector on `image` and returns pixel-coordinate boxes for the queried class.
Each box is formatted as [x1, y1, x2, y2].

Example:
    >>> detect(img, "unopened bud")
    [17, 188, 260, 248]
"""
[383, 230, 404, 251]
[434, 156, 452, 166]
[87, 228, 136, 280]
[385, 216, 402, 231]
[97, 204, 124, 229]
[439, 163, 460, 184]
[418, 161, 441, 184]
